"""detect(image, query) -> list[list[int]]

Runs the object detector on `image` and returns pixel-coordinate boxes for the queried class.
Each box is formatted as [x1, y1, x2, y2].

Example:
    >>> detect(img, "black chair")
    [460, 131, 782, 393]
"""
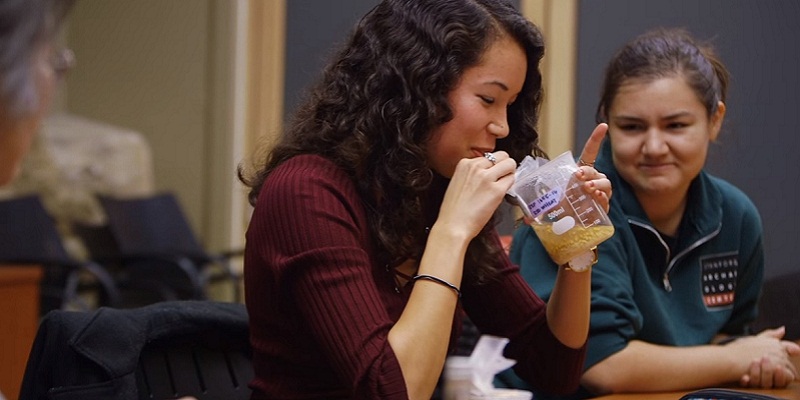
[20, 300, 253, 400]
[72, 221, 186, 308]
[97, 193, 243, 302]
[751, 271, 800, 341]
[0, 195, 120, 313]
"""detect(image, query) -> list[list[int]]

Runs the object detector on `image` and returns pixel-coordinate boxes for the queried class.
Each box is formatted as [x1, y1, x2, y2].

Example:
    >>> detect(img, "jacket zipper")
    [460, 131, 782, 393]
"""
[628, 220, 722, 292]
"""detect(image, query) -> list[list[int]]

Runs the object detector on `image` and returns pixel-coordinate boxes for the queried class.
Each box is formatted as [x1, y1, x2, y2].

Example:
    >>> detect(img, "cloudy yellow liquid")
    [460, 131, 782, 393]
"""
[532, 224, 615, 265]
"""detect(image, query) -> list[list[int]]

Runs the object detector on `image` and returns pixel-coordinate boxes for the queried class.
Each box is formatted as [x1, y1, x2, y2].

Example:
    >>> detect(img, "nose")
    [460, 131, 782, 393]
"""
[641, 128, 668, 156]
[489, 113, 510, 138]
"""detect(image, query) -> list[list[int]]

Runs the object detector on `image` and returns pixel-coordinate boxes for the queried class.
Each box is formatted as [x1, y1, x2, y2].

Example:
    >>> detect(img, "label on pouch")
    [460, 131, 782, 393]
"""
[527, 188, 562, 218]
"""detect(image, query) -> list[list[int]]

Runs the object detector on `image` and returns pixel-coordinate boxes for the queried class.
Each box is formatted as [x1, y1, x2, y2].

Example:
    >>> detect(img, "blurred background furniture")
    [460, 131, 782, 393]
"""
[20, 300, 252, 400]
[0, 265, 42, 400]
[0, 195, 121, 313]
[138, 323, 253, 400]
[95, 193, 243, 303]
[0, 113, 156, 261]
[72, 221, 184, 308]
[751, 271, 800, 341]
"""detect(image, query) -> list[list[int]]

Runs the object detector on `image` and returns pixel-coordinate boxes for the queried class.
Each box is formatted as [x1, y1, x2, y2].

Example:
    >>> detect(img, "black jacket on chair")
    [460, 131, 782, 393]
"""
[20, 300, 251, 400]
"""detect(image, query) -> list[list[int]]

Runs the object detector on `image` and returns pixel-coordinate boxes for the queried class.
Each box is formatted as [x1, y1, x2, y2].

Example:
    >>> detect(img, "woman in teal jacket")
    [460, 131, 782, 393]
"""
[507, 28, 800, 398]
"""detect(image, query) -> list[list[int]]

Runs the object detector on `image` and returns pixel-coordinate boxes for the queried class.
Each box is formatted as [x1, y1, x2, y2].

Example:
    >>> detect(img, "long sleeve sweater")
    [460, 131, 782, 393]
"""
[244, 154, 586, 399]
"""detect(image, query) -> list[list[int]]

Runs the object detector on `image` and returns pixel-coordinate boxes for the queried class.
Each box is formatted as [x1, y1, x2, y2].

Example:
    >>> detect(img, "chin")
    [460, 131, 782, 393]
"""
[639, 183, 679, 197]
[430, 163, 454, 179]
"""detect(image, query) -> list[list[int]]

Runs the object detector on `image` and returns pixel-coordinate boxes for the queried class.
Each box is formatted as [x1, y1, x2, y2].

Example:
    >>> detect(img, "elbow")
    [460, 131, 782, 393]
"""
[580, 365, 628, 396]
[581, 377, 615, 397]
[527, 368, 584, 396]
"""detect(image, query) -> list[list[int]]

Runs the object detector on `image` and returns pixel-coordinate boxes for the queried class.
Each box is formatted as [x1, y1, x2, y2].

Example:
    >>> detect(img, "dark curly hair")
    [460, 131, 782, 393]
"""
[240, 0, 546, 282]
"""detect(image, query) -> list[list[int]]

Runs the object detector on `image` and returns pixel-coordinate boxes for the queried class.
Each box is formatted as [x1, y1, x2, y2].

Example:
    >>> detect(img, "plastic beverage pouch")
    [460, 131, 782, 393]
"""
[507, 151, 614, 265]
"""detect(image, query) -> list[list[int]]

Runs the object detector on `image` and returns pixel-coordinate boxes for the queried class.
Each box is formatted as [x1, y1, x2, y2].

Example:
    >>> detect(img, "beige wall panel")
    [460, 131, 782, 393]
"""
[521, 0, 578, 156]
[66, 0, 211, 240]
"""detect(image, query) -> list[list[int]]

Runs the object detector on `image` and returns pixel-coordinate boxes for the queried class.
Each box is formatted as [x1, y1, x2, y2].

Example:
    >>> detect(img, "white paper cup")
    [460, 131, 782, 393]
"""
[470, 388, 533, 400]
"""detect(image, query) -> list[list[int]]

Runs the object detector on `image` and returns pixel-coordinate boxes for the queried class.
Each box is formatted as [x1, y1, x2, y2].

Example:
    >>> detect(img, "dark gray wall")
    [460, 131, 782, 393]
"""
[575, 1, 800, 279]
[284, 0, 520, 119]
[284, 1, 379, 120]
[283, 2, 800, 270]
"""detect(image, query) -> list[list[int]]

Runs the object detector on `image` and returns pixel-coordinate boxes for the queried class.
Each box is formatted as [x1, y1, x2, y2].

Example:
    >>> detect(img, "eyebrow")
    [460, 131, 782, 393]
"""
[483, 80, 509, 91]
[613, 111, 693, 122]
[663, 111, 693, 119]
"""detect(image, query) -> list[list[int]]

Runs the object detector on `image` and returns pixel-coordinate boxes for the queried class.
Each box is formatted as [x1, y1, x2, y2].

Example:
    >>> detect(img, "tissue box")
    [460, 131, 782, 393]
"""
[470, 388, 533, 400]
[443, 335, 533, 400]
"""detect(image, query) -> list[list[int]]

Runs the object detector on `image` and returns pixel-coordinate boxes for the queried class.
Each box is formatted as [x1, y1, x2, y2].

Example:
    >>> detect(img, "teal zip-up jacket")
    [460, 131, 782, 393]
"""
[505, 139, 764, 398]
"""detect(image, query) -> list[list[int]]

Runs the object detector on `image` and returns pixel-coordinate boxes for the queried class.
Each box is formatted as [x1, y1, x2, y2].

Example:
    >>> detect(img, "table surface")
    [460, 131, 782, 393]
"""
[592, 382, 800, 399]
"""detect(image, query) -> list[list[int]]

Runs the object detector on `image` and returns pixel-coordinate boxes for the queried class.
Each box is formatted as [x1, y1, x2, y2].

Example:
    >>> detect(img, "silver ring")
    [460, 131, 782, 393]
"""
[484, 152, 498, 165]
[578, 158, 595, 168]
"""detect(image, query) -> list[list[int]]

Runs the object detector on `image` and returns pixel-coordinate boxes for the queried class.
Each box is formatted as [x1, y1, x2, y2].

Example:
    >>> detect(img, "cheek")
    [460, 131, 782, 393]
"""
[608, 134, 639, 163]
[425, 125, 458, 177]
[34, 64, 57, 115]
[0, 119, 37, 186]
[679, 139, 709, 167]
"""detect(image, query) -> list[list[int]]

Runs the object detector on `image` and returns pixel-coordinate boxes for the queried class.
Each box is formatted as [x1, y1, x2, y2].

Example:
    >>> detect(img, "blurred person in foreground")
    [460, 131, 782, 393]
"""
[1, 1, 75, 399]
[0, 0, 75, 187]
[3, 3, 204, 400]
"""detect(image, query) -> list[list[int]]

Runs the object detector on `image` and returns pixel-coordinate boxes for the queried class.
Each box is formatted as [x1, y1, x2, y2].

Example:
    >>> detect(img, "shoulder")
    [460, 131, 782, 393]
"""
[707, 174, 755, 206]
[270, 154, 351, 184]
[247, 154, 370, 246]
[261, 155, 356, 199]
[253, 154, 363, 218]
[704, 174, 761, 224]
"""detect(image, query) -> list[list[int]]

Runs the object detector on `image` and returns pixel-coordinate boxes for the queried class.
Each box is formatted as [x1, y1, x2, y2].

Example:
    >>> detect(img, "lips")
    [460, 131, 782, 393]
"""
[472, 148, 494, 158]
[639, 163, 673, 173]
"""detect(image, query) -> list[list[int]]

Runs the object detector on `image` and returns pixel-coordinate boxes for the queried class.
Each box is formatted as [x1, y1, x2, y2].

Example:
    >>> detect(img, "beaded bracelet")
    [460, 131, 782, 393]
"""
[412, 274, 461, 298]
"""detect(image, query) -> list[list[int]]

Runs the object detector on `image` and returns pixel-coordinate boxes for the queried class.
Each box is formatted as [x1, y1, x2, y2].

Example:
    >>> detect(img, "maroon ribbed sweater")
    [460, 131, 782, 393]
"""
[244, 154, 586, 399]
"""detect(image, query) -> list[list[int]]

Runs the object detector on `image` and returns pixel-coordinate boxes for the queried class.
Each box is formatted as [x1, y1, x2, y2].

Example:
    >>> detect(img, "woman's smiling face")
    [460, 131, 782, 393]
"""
[426, 34, 527, 178]
[608, 75, 725, 200]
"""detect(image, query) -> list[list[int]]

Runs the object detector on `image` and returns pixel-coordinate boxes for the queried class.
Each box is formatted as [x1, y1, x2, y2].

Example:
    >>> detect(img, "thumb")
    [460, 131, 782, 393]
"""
[757, 326, 786, 339]
[578, 123, 608, 166]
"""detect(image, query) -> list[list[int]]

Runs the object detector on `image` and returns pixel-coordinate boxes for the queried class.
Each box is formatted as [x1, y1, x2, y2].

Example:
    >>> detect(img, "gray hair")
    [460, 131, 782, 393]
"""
[0, 0, 75, 118]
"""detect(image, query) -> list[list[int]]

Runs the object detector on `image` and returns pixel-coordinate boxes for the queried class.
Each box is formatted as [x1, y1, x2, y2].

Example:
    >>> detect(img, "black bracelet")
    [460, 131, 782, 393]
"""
[412, 274, 461, 298]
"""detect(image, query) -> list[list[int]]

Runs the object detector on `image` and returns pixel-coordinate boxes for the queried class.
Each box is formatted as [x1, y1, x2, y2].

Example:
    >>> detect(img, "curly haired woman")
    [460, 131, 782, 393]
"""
[239, 0, 611, 398]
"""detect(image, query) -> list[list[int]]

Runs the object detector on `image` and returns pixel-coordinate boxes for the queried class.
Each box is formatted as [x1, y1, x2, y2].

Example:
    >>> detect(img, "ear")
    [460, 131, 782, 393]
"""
[709, 101, 726, 141]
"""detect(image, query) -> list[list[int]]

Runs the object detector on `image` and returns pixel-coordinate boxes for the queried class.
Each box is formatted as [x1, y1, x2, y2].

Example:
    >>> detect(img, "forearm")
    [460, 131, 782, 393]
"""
[546, 267, 591, 349]
[388, 224, 468, 400]
[582, 340, 746, 394]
